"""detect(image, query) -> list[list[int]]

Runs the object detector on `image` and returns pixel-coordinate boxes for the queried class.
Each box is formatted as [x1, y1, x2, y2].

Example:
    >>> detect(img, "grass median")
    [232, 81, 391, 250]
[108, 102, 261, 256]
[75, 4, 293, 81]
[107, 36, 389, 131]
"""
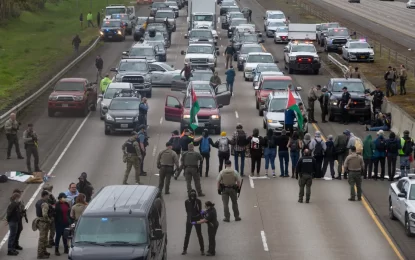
[0, 0, 134, 112]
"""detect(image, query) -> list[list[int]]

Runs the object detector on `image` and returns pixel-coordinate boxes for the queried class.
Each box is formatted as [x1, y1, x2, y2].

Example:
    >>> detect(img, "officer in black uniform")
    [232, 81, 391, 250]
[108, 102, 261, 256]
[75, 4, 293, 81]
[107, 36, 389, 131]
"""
[340, 87, 352, 125]
[192, 201, 219, 256]
[367, 86, 385, 120]
[182, 189, 204, 256]
[295, 149, 318, 203]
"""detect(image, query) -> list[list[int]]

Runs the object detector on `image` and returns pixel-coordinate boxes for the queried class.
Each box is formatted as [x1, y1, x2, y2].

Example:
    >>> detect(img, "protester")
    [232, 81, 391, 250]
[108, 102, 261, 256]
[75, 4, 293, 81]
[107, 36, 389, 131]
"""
[322, 135, 335, 178]
[386, 132, 401, 181]
[247, 128, 264, 177]
[264, 129, 277, 177]
[288, 131, 302, 178]
[276, 130, 290, 177]
[309, 131, 326, 178]
[70, 193, 88, 222]
[362, 135, 374, 179]
[373, 130, 387, 180]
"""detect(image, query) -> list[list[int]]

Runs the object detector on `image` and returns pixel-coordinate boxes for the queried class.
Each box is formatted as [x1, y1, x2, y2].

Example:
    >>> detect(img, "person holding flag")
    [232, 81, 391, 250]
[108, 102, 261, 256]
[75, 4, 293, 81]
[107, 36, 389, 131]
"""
[285, 90, 304, 136]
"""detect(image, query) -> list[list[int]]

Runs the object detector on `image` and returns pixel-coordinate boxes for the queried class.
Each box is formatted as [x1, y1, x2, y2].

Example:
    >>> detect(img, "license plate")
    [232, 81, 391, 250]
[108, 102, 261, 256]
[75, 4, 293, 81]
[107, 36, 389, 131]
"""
[348, 110, 355, 114]
[198, 123, 205, 127]
[62, 104, 68, 107]
[120, 124, 129, 128]
[360, 56, 365, 59]
[108, 36, 112, 38]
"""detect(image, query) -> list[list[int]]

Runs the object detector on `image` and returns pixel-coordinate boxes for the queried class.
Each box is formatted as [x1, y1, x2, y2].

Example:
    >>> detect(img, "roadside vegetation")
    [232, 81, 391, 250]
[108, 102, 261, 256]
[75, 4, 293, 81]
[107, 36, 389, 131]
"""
[0, 0, 132, 112]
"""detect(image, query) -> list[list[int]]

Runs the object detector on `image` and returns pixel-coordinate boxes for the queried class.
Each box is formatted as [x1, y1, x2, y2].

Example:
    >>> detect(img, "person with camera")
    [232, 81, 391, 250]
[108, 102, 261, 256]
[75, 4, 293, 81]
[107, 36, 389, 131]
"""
[23, 123, 41, 173]
[5, 113, 24, 160]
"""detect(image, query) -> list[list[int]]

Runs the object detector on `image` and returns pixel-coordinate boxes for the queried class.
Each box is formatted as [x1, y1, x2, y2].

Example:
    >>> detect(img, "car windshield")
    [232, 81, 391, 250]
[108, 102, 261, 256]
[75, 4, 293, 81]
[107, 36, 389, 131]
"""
[247, 55, 273, 63]
[185, 97, 216, 108]
[241, 46, 263, 54]
[129, 48, 154, 56]
[152, 2, 168, 8]
[328, 29, 349, 36]
[187, 45, 213, 54]
[111, 14, 128, 21]
[262, 80, 292, 90]
[145, 41, 164, 49]
[227, 7, 240, 12]
[147, 24, 167, 32]
[109, 99, 140, 110]
[269, 98, 300, 112]
[189, 30, 212, 38]
[230, 13, 244, 19]
[257, 65, 279, 72]
[102, 21, 121, 28]
[106, 7, 126, 15]
[55, 82, 84, 91]
[242, 35, 257, 42]
[268, 22, 285, 27]
[156, 12, 174, 18]
[222, 2, 236, 7]
[322, 23, 339, 30]
[276, 27, 288, 32]
[191, 72, 213, 81]
[332, 81, 365, 92]
[192, 84, 212, 91]
[194, 15, 213, 21]
[119, 62, 147, 71]
[144, 33, 164, 41]
[159, 63, 174, 71]
[349, 42, 370, 49]
[291, 45, 316, 52]
[74, 217, 147, 245]
[104, 88, 129, 99]
[268, 13, 285, 19]
[230, 19, 247, 27]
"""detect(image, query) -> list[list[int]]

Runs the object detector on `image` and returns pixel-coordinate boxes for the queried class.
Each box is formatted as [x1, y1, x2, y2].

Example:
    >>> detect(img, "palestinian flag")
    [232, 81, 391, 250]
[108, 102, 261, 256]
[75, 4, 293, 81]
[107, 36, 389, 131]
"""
[286, 89, 304, 131]
[189, 86, 200, 130]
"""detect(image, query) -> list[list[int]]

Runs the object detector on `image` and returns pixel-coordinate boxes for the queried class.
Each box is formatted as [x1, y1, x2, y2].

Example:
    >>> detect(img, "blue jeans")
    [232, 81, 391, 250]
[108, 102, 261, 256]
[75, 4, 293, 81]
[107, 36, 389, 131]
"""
[227, 81, 234, 94]
[234, 150, 245, 175]
[8, 221, 18, 251]
[278, 150, 289, 176]
[264, 148, 276, 170]
[400, 156, 410, 177]
[290, 151, 300, 172]
[369, 125, 389, 131]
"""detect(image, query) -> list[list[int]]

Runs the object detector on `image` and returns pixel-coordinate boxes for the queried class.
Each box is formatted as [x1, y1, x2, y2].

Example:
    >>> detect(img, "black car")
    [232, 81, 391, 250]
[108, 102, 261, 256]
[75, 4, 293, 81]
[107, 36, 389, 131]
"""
[100, 19, 125, 42]
[66, 185, 167, 259]
[103, 96, 141, 135]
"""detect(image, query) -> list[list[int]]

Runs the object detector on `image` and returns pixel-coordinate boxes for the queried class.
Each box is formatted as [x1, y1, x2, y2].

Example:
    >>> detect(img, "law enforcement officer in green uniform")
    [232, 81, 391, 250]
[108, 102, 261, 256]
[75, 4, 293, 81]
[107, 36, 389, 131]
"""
[157, 142, 180, 194]
[42, 184, 57, 248]
[344, 146, 364, 201]
[35, 190, 52, 259]
[217, 160, 241, 222]
[295, 149, 317, 203]
[180, 143, 205, 196]
[122, 132, 142, 184]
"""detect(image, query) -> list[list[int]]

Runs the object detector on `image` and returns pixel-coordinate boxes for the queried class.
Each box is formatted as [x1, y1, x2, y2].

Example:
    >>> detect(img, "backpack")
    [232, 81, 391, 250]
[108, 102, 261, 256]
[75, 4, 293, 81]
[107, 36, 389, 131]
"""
[200, 137, 210, 153]
[236, 131, 247, 146]
[325, 141, 334, 155]
[388, 139, 399, 154]
[251, 136, 260, 150]
[313, 139, 324, 156]
[354, 137, 363, 154]
[267, 136, 276, 148]
[403, 139, 413, 156]
[302, 141, 310, 152]
[376, 137, 386, 152]
[218, 138, 229, 152]
[172, 137, 181, 151]
[289, 139, 299, 151]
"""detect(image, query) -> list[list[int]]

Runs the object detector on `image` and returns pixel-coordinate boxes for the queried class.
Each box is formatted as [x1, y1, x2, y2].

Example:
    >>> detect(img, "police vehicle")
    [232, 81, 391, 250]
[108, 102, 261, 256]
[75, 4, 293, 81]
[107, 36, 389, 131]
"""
[181, 43, 219, 71]
[341, 39, 374, 62]
[110, 13, 136, 35]
[244, 52, 278, 81]
[99, 83, 136, 120]
[236, 43, 264, 71]
[100, 19, 126, 41]
[262, 90, 308, 133]
[323, 27, 352, 52]
[283, 41, 321, 75]
[316, 22, 339, 45]
[273, 26, 289, 43]
[389, 177, 415, 237]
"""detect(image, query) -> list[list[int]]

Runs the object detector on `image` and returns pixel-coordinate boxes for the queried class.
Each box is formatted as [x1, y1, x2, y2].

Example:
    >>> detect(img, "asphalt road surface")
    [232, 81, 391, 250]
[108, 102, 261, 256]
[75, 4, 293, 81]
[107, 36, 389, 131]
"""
[0, 2, 410, 260]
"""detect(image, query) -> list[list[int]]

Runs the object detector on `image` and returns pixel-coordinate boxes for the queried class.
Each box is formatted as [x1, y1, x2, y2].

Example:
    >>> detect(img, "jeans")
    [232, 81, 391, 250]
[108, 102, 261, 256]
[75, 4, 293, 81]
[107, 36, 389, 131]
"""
[387, 155, 397, 180]
[227, 81, 234, 94]
[55, 223, 69, 250]
[373, 157, 386, 179]
[369, 125, 389, 131]
[8, 221, 18, 251]
[199, 152, 210, 176]
[400, 156, 410, 177]
[278, 150, 289, 176]
[314, 156, 324, 178]
[264, 148, 276, 170]
[234, 150, 245, 175]
[364, 158, 373, 178]
[218, 152, 230, 172]
[290, 151, 300, 174]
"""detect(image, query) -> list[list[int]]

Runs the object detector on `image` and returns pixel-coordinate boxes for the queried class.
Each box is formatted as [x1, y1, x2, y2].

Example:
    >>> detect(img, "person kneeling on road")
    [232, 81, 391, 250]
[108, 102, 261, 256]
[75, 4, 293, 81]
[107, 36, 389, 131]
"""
[344, 146, 364, 201]
[296, 149, 317, 203]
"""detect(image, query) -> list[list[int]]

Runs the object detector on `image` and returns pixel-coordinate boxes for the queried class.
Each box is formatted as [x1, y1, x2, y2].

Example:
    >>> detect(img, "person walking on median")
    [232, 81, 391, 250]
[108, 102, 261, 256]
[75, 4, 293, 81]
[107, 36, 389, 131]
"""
[72, 34, 81, 53]
[386, 132, 401, 181]
[5, 113, 24, 160]
[264, 129, 277, 177]
[23, 123, 41, 173]
[276, 130, 290, 177]
[362, 135, 374, 179]
[334, 130, 350, 180]
[122, 132, 142, 184]
[195, 129, 215, 177]
[35, 190, 52, 259]
[344, 146, 364, 201]
[182, 189, 205, 256]
[350, 67, 361, 78]
[6, 192, 21, 256]
[399, 64, 407, 95]
[288, 131, 302, 178]
[215, 131, 232, 172]
[247, 128, 264, 177]
[232, 124, 247, 176]
[157, 142, 180, 194]
[224, 43, 236, 69]
[384, 66, 396, 97]
[309, 131, 326, 178]
[95, 55, 104, 82]
[181, 143, 205, 196]
[399, 130, 413, 178]
[54, 193, 71, 256]
[217, 160, 241, 222]
[322, 135, 335, 179]
[373, 130, 387, 181]
[100, 74, 112, 93]
[87, 11, 94, 27]
[225, 66, 236, 95]
[296, 149, 317, 203]
[79, 13, 83, 28]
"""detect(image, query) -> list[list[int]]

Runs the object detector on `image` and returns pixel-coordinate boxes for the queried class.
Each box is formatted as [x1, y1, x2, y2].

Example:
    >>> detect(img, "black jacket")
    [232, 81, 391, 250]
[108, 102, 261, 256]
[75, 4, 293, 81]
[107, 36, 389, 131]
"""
[95, 58, 103, 70]
[180, 135, 194, 151]
[185, 198, 202, 221]
[7, 201, 21, 223]
[275, 135, 289, 152]
[76, 180, 94, 202]
[54, 201, 71, 225]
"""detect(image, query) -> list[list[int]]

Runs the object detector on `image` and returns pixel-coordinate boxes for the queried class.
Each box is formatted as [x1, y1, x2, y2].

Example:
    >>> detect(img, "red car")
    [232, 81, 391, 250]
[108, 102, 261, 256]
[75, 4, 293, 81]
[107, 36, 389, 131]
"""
[48, 78, 98, 117]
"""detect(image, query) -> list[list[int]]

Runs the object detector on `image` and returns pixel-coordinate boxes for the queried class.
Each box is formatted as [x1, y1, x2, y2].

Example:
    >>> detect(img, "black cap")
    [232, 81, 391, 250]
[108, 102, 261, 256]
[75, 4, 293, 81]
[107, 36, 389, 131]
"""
[225, 160, 231, 165]
[166, 142, 172, 147]
[172, 130, 179, 135]
[58, 193, 67, 199]
[78, 172, 87, 179]
[342, 87, 348, 90]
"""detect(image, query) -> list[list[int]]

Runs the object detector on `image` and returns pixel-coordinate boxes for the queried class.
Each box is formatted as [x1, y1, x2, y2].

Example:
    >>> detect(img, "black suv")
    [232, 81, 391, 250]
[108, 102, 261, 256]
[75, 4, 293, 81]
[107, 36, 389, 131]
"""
[100, 19, 125, 41]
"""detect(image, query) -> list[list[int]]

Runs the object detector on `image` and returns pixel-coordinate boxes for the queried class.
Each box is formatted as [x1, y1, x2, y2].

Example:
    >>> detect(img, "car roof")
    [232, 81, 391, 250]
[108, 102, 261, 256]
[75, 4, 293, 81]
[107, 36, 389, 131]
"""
[260, 72, 284, 76]
[263, 75, 292, 80]
[157, 9, 174, 12]
[331, 78, 363, 82]
[242, 43, 261, 47]
[268, 90, 301, 99]
[328, 27, 347, 31]
[186, 92, 215, 98]
[132, 44, 154, 48]
[83, 185, 158, 217]
[189, 43, 213, 47]
[248, 52, 272, 56]
[191, 80, 211, 85]
[191, 29, 211, 32]
[111, 97, 141, 101]
[267, 10, 284, 13]
[59, 78, 86, 82]
[108, 83, 132, 88]
[120, 58, 148, 63]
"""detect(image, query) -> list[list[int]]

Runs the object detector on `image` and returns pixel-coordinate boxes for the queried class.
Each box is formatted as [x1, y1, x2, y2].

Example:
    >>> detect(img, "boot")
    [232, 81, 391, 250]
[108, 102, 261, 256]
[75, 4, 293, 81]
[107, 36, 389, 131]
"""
[64, 247, 69, 254]
[15, 245, 23, 250]
[181, 250, 187, 255]
[55, 248, 60, 256]
[298, 199, 303, 203]
[8, 250, 19, 255]
[37, 255, 49, 259]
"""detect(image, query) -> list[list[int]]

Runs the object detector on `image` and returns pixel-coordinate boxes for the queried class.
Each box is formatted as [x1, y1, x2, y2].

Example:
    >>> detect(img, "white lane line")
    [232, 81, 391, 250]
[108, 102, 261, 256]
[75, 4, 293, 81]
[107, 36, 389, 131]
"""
[235, 111, 239, 118]
[152, 145, 157, 157]
[260, 231, 269, 251]
[249, 176, 255, 188]
[160, 117, 163, 125]
[0, 109, 92, 250]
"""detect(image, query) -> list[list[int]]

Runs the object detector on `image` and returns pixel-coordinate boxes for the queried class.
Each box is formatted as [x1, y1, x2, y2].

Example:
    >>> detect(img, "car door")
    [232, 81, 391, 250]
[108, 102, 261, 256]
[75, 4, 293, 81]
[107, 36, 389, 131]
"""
[283, 45, 290, 63]
[215, 84, 231, 106]
[149, 63, 166, 86]
[165, 95, 183, 122]
[171, 74, 187, 91]
[391, 180, 402, 219]
[398, 180, 410, 222]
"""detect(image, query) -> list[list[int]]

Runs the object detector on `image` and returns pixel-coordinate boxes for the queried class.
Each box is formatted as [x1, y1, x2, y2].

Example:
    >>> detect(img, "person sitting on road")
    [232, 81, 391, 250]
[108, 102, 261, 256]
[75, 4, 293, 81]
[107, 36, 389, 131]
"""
[365, 112, 391, 131]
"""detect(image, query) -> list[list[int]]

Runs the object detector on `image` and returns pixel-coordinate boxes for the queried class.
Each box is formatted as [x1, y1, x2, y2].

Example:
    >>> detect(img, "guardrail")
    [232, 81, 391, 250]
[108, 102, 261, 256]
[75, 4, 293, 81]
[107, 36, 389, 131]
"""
[327, 54, 349, 75]
[0, 37, 101, 129]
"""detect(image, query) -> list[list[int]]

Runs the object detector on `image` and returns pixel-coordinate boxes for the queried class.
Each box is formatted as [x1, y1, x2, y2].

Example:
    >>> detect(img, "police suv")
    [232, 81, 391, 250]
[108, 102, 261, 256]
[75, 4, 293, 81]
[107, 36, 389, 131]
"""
[323, 27, 351, 52]
[283, 41, 321, 75]
[341, 39, 374, 62]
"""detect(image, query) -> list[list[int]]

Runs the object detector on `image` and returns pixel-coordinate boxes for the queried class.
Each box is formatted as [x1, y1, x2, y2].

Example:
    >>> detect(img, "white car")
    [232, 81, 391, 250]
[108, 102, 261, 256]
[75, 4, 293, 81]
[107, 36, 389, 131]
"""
[263, 10, 286, 32]
[389, 177, 415, 237]
[274, 26, 289, 43]
[341, 40, 374, 62]
[243, 52, 278, 81]
[265, 21, 286, 37]
[407, 0, 415, 8]
[99, 82, 135, 120]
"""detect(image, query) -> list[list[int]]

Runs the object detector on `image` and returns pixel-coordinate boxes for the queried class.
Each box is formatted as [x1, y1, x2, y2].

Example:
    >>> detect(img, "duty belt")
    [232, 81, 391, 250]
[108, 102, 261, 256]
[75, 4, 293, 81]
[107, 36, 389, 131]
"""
[161, 165, 174, 167]
[185, 165, 198, 168]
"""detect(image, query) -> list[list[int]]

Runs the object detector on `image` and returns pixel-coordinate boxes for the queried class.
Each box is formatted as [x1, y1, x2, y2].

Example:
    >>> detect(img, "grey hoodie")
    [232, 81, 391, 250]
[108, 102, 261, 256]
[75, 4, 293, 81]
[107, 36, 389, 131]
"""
[347, 133, 357, 148]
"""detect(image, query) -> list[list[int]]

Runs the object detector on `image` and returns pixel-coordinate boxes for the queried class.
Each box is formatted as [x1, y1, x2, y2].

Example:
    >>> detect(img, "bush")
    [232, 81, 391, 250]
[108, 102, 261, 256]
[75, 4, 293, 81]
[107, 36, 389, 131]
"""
[0, 0, 49, 22]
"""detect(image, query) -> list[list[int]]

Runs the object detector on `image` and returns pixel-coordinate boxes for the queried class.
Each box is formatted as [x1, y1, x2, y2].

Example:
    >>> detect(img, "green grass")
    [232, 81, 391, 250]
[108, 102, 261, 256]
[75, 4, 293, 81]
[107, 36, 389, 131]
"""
[0, 0, 133, 110]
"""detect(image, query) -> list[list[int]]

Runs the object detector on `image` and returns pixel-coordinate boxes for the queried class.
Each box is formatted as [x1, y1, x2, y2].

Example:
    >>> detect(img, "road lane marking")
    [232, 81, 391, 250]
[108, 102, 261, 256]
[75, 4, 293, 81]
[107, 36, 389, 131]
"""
[249, 176, 255, 188]
[152, 145, 157, 157]
[235, 111, 239, 118]
[160, 117, 163, 125]
[260, 231, 269, 251]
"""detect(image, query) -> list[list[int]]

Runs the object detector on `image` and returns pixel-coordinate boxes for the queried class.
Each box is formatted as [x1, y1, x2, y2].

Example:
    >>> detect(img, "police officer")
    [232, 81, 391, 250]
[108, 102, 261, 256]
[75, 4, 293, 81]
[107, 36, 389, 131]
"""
[138, 97, 148, 126]
[5, 113, 24, 160]
[36, 190, 52, 259]
[180, 143, 205, 196]
[42, 184, 57, 248]
[192, 201, 219, 256]
[217, 160, 241, 222]
[344, 146, 364, 201]
[157, 142, 180, 194]
[122, 132, 142, 184]
[174, 129, 197, 179]
[340, 86, 352, 125]
[319, 87, 329, 123]
[23, 123, 41, 173]
[295, 149, 317, 203]
[367, 86, 385, 119]
[307, 85, 321, 123]
[182, 189, 205, 256]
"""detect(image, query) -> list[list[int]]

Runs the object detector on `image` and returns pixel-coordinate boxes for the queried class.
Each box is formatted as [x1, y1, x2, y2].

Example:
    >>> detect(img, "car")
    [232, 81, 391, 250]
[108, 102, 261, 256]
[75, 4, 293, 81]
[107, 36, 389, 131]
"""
[273, 26, 289, 43]
[231, 33, 264, 60]
[103, 96, 141, 135]
[253, 71, 284, 89]
[164, 89, 231, 133]
[265, 21, 286, 37]
[99, 82, 136, 120]
[143, 40, 167, 61]
[222, 12, 244, 29]
[148, 62, 182, 87]
[252, 63, 280, 81]
[100, 19, 126, 41]
[227, 18, 248, 38]
[255, 75, 294, 115]
[389, 177, 415, 237]
[133, 19, 148, 41]
[164, 1, 179, 17]
[236, 43, 264, 71]
[185, 29, 215, 45]
[110, 13, 136, 35]
[105, 4, 128, 19]
[327, 78, 371, 122]
[48, 78, 97, 117]
[150, 2, 169, 16]
[111, 58, 153, 98]
[348, 0, 360, 2]
[143, 31, 168, 49]
[181, 43, 219, 71]
[323, 27, 351, 52]
[283, 41, 321, 75]
[244, 52, 278, 81]
[316, 22, 340, 45]
[171, 69, 214, 90]
[407, 0, 415, 8]
[122, 43, 159, 63]
[263, 10, 286, 31]
[155, 10, 177, 31]
[145, 21, 171, 47]
[342, 39, 374, 62]
[262, 90, 308, 133]
[183, 81, 216, 96]
[67, 185, 167, 260]
[219, 2, 238, 15]
[192, 22, 219, 45]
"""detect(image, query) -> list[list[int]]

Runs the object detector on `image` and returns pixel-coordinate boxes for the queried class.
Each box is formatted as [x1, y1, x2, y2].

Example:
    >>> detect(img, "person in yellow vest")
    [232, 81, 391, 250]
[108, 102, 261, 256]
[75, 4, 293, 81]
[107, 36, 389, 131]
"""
[399, 130, 414, 178]
[100, 74, 112, 94]
[87, 11, 94, 27]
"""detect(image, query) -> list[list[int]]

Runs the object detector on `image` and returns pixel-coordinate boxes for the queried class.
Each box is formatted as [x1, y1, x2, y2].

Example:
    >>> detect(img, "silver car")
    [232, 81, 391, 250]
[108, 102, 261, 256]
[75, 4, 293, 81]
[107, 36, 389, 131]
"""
[407, 0, 415, 8]
[389, 177, 415, 237]
[99, 83, 135, 120]
[148, 62, 182, 87]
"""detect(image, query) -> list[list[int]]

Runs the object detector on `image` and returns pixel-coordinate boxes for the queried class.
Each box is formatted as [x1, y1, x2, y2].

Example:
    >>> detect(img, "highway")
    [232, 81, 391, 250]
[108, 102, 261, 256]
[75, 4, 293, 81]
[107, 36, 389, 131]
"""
[0, 1, 410, 260]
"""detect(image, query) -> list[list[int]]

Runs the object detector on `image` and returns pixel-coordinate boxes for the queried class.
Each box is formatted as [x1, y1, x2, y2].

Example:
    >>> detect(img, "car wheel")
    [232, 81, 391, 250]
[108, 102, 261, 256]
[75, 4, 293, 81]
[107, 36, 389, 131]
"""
[104, 128, 110, 135]
[244, 75, 248, 81]
[288, 67, 294, 74]
[259, 109, 263, 116]
[405, 214, 414, 237]
[256, 101, 259, 109]
[100, 115, 104, 120]
[82, 105, 89, 117]
[328, 110, 335, 122]
[48, 109, 55, 117]
[389, 198, 397, 220]
[147, 90, 152, 98]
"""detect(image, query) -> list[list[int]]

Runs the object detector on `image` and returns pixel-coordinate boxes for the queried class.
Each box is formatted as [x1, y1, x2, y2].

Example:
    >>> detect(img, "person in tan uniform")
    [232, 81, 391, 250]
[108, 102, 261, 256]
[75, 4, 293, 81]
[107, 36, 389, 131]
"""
[157, 142, 180, 194]
[344, 146, 365, 201]
[350, 67, 361, 78]
[399, 64, 407, 95]
[307, 85, 321, 123]
[180, 143, 205, 196]
[122, 132, 142, 184]
[217, 160, 241, 222]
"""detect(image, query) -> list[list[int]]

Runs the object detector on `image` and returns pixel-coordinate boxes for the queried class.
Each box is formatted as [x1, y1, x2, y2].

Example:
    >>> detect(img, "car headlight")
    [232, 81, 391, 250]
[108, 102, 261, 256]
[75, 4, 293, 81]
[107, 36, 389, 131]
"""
[365, 100, 371, 106]
[117, 30, 122, 35]
[100, 31, 104, 36]
[370, 52, 374, 56]
[73, 96, 84, 101]
[331, 100, 338, 106]
[144, 75, 151, 82]
[184, 58, 190, 63]
[211, 115, 220, 119]
[49, 96, 58, 101]
[410, 213, 415, 220]
[314, 57, 319, 61]
[349, 53, 356, 57]
[134, 116, 139, 122]
[289, 56, 296, 61]
[208, 58, 214, 62]
[106, 114, 114, 121]
[183, 115, 190, 119]
[267, 119, 278, 123]
[115, 76, 122, 82]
